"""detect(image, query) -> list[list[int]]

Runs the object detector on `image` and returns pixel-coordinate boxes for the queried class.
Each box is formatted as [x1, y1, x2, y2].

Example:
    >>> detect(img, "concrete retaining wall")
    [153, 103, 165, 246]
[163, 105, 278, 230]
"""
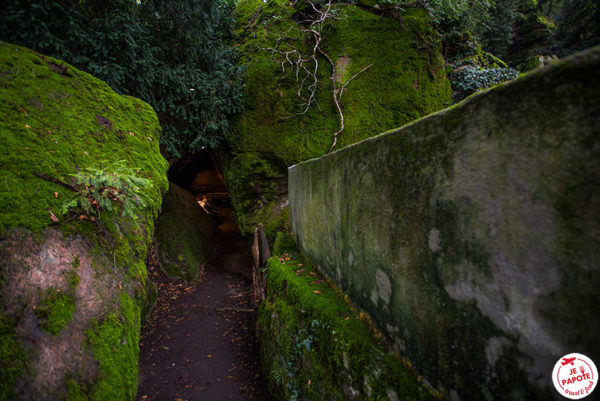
[288, 47, 600, 400]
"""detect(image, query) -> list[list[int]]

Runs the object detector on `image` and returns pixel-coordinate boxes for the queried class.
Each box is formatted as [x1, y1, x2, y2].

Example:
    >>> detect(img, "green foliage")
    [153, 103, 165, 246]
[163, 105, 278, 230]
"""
[449, 65, 519, 101]
[419, 0, 538, 59]
[422, 0, 598, 65]
[420, 0, 492, 56]
[421, 0, 531, 59]
[0, 0, 244, 156]
[62, 160, 152, 219]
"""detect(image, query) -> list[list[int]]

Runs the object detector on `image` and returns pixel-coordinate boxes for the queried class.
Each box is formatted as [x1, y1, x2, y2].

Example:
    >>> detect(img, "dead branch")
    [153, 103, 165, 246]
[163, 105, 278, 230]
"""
[34, 173, 76, 191]
[327, 61, 373, 153]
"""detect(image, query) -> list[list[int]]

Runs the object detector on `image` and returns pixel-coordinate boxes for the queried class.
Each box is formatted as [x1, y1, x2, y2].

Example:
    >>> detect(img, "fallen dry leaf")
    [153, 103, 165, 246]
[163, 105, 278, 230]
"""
[313, 290, 322, 295]
[48, 209, 59, 222]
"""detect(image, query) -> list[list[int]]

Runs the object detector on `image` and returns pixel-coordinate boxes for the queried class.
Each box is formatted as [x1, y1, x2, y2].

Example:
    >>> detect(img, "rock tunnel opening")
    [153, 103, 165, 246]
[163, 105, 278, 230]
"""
[137, 151, 271, 399]
[167, 150, 238, 234]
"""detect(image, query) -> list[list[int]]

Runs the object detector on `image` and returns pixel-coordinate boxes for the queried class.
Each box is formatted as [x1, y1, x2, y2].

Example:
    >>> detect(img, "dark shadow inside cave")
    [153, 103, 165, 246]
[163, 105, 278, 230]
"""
[167, 150, 238, 234]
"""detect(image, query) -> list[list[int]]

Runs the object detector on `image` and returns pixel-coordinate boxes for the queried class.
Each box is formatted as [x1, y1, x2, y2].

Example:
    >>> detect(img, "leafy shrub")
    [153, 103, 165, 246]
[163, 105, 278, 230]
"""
[62, 161, 152, 219]
[449, 65, 518, 101]
[0, 0, 244, 157]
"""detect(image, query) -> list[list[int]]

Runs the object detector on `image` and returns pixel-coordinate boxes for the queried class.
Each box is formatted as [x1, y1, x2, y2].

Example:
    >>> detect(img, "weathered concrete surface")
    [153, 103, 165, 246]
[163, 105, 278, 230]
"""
[289, 47, 600, 400]
[153, 182, 218, 281]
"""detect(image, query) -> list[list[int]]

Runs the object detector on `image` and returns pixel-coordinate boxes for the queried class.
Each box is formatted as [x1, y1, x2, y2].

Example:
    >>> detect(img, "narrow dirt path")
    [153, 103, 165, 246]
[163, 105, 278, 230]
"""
[136, 222, 271, 401]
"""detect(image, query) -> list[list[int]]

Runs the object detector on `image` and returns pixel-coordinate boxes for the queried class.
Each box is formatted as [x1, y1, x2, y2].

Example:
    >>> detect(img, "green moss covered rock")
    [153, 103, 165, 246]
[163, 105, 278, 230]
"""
[153, 182, 218, 281]
[0, 42, 168, 400]
[223, 0, 451, 239]
[259, 254, 441, 400]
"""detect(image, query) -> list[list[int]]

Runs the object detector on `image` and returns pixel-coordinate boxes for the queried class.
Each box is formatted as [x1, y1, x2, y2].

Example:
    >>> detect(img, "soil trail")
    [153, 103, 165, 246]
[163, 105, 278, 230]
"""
[136, 221, 271, 401]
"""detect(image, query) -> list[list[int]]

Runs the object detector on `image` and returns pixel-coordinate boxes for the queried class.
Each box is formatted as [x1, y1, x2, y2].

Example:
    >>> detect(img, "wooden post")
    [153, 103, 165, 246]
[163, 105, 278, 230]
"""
[258, 223, 271, 267]
[251, 227, 261, 306]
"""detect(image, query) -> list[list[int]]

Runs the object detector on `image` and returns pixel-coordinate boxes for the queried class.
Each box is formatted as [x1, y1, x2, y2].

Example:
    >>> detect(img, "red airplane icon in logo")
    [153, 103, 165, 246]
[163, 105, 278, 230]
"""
[562, 357, 577, 366]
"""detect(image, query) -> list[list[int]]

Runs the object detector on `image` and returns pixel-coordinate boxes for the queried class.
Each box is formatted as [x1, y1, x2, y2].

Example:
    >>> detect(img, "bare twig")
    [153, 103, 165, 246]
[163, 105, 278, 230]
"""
[339, 63, 373, 101]
[34, 172, 76, 191]
[327, 62, 373, 153]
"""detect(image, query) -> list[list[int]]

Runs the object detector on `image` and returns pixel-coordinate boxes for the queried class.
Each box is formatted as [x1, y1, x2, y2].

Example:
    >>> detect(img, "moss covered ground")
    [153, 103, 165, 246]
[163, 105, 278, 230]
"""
[259, 250, 443, 400]
[224, 0, 451, 238]
[0, 41, 168, 399]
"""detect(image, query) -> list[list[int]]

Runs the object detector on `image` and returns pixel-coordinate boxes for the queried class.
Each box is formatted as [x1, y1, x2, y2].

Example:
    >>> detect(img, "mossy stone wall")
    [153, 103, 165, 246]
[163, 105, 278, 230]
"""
[224, 0, 451, 239]
[0, 42, 168, 400]
[289, 47, 600, 400]
[259, 254, 442, 401]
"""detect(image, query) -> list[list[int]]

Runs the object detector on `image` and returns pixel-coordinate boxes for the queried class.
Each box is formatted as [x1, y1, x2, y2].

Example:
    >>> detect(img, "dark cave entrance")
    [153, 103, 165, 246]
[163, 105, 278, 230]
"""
[167, 150, 237, 233]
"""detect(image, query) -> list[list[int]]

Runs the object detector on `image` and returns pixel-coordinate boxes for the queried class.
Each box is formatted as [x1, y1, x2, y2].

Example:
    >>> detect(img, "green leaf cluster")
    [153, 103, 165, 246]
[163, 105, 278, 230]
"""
[62, 160, 152, 219]
[0, 0, 244, 156]
[449, 64, 518, 101]
[421, 0, 599, 63]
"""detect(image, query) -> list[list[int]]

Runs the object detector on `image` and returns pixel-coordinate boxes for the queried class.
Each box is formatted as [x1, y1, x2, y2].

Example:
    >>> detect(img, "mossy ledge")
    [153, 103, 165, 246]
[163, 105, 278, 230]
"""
[0, 42, 168, 400]
[259, 252, 442, 401]
[289, 46, 600, 400]
[223, 0, 451, 239]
